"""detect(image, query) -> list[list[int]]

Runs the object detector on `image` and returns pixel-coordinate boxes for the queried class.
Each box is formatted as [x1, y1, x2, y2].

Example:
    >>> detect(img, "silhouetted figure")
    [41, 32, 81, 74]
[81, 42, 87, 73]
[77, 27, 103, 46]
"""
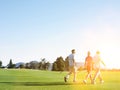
[64, 49, 77, 82]
[83, 51, 93, 84]
[92, 51, 106, 84]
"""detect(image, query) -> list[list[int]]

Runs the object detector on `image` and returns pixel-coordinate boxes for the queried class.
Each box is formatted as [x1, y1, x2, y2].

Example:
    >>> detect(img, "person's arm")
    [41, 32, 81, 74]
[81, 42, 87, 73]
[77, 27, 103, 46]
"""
[84, 58, 87, 69]
[101, 60, 106, 66]
[73, 59, 76, 66]
[84, 61, 86, 67]
[99, 55, 106, 66]
[73, 54, 76, 66]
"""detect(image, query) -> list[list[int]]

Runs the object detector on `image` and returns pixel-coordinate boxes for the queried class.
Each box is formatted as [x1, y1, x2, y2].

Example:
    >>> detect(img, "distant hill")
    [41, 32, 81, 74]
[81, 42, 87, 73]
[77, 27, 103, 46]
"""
[15, 62, 25, 68]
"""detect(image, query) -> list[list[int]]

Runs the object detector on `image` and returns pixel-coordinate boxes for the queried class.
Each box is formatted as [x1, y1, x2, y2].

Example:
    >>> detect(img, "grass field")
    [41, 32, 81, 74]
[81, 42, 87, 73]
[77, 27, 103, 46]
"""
[0, 69, 120, 90]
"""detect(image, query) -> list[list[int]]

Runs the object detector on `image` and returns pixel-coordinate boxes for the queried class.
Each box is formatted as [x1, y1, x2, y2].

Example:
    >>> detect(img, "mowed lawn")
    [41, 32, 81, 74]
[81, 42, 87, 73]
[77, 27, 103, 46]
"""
[0, 69, 120, 90]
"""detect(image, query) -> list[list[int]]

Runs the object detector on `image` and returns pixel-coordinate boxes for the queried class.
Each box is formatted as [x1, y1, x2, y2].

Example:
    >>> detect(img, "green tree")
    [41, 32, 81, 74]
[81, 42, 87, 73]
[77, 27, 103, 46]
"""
[25, 63, 30, 69]
[52, 56, 65, 71]
[65, 56, 69, 71]
[57, 57, 65, 71]
[39, 58, 50, 70]
[0, 61, 2, 67]
[19, 64, 25, 69]
[52, 62, 58, 71]
[8, 59, 14, 68]
[44, 61, 50, 70]
[29, 61, 39, 69]
[39, 58, 46, 70]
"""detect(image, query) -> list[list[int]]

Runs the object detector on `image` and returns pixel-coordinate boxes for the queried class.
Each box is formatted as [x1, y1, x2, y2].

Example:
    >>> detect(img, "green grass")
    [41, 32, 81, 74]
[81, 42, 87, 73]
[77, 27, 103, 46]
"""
[0, 69, 120, 90]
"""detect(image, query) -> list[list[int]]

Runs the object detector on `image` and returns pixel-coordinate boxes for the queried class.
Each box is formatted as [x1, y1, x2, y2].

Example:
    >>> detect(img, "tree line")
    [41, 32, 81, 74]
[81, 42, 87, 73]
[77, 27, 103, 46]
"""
[0, 56, 70, 71]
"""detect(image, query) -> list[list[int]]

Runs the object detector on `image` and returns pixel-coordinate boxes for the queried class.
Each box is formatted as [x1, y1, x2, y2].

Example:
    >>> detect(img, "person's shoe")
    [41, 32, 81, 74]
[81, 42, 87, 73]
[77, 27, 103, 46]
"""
[73, 80, 77, 82]
[83, 80, 87, 84]
[100, 80, 104, 84]
[64, 77, 67, 82]
[92, 80, 96, 84]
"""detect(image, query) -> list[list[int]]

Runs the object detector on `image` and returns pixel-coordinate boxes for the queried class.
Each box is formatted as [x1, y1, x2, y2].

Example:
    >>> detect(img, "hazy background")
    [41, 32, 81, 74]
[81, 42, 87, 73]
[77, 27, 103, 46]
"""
[0, 0, 120, 68]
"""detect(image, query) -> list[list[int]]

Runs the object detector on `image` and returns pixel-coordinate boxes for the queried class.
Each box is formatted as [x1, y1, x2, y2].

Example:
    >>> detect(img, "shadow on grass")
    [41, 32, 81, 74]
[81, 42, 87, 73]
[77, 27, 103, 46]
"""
[0, 82, 82, 86]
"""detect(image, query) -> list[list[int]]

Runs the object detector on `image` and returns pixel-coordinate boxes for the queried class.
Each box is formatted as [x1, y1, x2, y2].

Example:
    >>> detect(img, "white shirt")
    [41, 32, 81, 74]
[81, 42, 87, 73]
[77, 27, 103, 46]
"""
[93, 54, 101, 69]
[68, 53, 75, 67]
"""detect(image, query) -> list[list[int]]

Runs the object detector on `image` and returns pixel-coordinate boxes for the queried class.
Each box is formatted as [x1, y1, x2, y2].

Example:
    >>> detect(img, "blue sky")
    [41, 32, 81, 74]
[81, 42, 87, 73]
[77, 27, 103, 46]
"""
[0, 0, 120, 68]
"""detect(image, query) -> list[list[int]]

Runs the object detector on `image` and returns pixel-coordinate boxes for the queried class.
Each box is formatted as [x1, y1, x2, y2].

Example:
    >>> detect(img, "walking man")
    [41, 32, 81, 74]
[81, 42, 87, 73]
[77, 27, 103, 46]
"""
[92, 51, 106, 84]
[64, 49, 77, 82]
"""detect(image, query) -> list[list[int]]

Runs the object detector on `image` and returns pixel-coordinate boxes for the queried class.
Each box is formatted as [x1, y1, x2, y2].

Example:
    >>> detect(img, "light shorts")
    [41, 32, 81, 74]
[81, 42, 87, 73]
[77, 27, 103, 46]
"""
[69, 66, 75, 72]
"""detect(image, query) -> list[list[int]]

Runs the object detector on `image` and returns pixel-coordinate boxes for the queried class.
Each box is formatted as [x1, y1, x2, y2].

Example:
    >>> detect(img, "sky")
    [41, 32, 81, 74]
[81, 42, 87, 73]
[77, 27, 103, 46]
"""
[0, 0, 120, 69]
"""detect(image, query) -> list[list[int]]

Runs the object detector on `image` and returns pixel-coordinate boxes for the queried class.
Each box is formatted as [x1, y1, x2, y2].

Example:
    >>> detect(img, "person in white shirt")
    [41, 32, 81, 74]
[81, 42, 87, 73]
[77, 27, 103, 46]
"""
[64, 49, 77, 82]
[92, 51, 106, 84]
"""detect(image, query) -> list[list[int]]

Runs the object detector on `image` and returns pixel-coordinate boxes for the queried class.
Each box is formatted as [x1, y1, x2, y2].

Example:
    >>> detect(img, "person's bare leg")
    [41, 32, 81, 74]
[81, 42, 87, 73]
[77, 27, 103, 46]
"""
[83, 71, 91, 84]
[94, 70, 100, 80]
[92, 70, 100, 84]
[64, 70, 72, 82]
[73, 70, 76, 82]
[98, 73, 104, 83]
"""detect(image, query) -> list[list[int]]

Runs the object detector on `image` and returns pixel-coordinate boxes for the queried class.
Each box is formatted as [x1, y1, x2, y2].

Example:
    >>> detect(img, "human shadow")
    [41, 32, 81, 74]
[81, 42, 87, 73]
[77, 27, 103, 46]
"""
[0, 82, 82, 86]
